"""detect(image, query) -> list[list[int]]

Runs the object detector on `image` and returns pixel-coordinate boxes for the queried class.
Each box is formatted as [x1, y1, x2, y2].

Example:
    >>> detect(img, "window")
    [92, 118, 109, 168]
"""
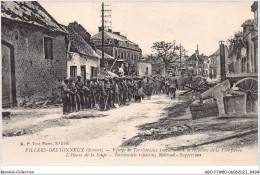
[44, 37, 53, 59]
[81, 66, 86, 83]
[70, 66, 77, 80]
[145, 67, 149, 75]
[91, 66, 97, 78]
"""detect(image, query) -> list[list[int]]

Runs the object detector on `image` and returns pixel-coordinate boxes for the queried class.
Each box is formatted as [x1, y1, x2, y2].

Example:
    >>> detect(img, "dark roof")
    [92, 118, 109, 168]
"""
[64, 25, 100, 58]
[188, 53, 205, 62]
[241, 19, 254, 27]
[1, 1, 66, 33]
[91, 31, 132, 42]
[187, 53, 199, 61]
[68, 21, 91, 42]
[251, 1, 258, 12]
[96, 49, 115, 60]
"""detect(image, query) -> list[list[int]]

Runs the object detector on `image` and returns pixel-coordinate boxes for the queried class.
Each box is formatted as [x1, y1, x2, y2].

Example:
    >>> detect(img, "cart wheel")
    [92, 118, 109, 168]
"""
[233, 77, 258, 113]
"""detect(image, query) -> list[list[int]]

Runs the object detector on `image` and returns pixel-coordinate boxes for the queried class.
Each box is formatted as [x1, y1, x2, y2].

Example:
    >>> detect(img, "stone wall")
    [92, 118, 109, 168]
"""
[1, 19, 67, 106]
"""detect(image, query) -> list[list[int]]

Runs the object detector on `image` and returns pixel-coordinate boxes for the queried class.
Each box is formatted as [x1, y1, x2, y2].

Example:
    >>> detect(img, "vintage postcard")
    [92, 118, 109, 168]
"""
[1, 0, 259, 171]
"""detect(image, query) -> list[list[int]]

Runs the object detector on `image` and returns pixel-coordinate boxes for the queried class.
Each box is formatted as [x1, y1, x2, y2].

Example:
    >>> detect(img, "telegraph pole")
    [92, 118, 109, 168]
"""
[219, 40, 226, 81]
[101, 2, 105, 68]
[179, 43, 182, 67]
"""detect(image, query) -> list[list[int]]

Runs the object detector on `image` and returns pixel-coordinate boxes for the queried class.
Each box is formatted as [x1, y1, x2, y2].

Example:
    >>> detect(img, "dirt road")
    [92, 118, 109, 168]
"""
[2, 92, 258, 165]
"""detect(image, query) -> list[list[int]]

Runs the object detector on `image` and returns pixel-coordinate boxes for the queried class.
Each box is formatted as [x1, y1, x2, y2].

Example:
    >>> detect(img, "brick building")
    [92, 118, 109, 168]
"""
[1, 1, 67, 107]
[91, 29, 142, 75]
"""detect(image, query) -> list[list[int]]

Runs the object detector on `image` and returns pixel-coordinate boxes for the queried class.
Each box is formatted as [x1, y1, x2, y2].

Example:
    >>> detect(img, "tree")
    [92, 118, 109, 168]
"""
[151, 41, 186, 71]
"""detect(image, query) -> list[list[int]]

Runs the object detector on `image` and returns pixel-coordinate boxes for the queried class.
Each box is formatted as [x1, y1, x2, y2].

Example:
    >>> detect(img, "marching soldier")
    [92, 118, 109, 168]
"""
[82, 79, 92, 109]
[122, 77, 128, 103]
[169, 73, 178, 100]
[104, 77, 111, 110]
[61, 79, 71, 114]
[68, 78, 77, 112]
[98, 78, 106, 111]
[112, 77, 120, 108]
[75, 76, 84, 111]
[134, 77, 142, 102]
[90, 77, 99, 107]
[127, 77, 134, 102]
[118, 77, 123, 105]
[145, 76, 154, 100]
[109, 77, 115, 108]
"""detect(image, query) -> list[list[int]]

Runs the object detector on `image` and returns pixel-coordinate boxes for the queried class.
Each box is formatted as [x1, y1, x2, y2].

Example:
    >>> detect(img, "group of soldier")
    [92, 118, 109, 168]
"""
[61, 73, 178, 114]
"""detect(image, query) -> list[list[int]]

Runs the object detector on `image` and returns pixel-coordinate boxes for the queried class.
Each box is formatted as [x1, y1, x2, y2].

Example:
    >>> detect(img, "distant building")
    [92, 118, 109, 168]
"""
[137, 60, 152, 77]
[91, 29, 142, 75]
[187, 45, 208, 76]
[143, 54, 166, 76]
[209, 46, 229, 80]
[1, 1, 67, 107]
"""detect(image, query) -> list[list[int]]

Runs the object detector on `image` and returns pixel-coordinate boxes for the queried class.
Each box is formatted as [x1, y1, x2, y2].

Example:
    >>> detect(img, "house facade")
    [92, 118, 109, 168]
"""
[64, 24, 100, 82]
[187, 46, 207, 76]
[209, 46, 229, 80]
[137, 60, 152, 77]
[1, 1, 67, 107]
[225, 1, 258, 76]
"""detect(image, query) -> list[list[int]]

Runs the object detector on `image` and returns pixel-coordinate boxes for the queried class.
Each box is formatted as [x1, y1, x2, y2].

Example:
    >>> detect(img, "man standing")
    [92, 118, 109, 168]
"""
[82, 79, 92, 109]
[90, 77, 99, 107]
[168, 73, 178, 100]
[119, 63, 124, 77]
[68, 78, 77, 112]
[61, 79, 71, 114]
[75, 76, 84, 111]
[145, 76, 154, 100]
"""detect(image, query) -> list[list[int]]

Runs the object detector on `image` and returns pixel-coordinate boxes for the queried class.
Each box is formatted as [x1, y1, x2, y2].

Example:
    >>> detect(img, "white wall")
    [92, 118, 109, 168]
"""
[67, 52, 100, 80]
[137, 62, 152, 77]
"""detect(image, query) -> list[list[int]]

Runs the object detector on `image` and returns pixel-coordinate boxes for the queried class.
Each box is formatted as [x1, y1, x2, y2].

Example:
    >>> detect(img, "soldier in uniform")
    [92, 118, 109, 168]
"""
[122, 77, 128, 103]
[112, 77, 120, 107]
[168, 73, 178, 100]
[104, 77, 111, 110]
[90, 77, 99, 107]
[109, 77, 115, 108]
[61, 79, 71, 114]
[145, 76, 154, 100]
[82, 79, 92, 109]
[118, 77, 123, 105]
[127, 77, 134, 102]
[75, 76, 84, 111]
[134, 77, 142, 102]
[68, 78, 77, 112]
[98, 78, 106, 111]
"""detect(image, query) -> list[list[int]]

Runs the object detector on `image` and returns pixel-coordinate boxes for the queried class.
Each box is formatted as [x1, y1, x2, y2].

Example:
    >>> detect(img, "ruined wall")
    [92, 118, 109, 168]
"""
[1, 19, 67, 105]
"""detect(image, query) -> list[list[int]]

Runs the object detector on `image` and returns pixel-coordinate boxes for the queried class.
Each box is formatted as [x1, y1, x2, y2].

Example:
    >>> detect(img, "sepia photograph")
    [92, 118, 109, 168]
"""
[0, 0, 259, 173]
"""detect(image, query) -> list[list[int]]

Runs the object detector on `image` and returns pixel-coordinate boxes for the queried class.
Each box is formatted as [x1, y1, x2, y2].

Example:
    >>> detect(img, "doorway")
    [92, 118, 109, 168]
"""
[2, 40, 16, 107]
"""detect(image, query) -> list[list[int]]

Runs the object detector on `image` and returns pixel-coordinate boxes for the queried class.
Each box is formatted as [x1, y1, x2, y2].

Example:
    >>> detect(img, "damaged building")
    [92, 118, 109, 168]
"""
[1, 1, 67, 107]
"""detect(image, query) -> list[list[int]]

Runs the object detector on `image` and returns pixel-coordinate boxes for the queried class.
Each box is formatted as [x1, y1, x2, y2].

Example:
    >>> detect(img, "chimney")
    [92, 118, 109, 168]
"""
[98, 27, 102, 32]
[113, 32, 120, 35]
[195, 44, 199, 55]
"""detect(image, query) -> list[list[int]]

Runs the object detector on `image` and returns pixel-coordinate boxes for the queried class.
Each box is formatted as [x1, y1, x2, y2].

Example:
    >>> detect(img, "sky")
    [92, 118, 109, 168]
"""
[40, 1, 254, 56]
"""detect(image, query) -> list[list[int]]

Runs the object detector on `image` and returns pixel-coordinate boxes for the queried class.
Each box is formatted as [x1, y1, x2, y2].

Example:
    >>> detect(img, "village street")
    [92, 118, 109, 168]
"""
[2, 91, 258, 165]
